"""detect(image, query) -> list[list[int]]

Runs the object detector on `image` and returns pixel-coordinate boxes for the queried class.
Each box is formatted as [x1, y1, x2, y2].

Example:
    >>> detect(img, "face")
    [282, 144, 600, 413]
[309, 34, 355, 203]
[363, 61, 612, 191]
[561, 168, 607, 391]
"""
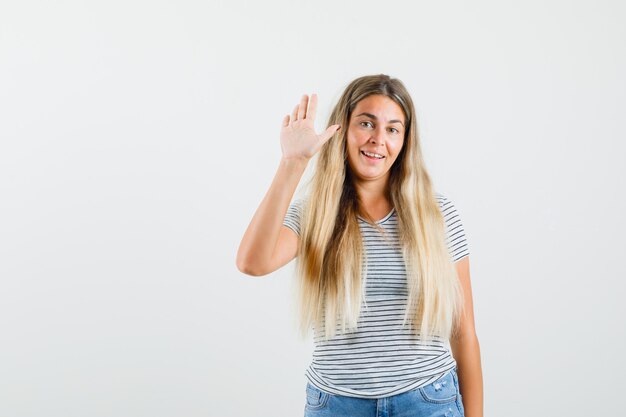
[345, 94, 406, 188]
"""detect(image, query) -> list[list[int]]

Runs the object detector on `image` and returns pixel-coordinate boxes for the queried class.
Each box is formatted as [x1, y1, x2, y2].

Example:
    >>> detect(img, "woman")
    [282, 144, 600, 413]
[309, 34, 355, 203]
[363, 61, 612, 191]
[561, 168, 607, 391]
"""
[237, 74, 483, 417]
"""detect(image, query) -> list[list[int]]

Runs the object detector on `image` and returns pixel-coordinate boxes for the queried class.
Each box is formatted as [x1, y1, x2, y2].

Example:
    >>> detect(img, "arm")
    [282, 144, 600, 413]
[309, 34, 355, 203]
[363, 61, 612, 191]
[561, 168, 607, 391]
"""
[236, 94, 340, 276]
[236, 158, 306, 276]
[450, 256, 484, 417]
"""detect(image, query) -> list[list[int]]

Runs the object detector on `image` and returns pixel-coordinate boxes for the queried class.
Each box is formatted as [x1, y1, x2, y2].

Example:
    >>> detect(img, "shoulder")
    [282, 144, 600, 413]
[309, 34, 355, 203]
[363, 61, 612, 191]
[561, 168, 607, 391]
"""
[434, 191, 470, 261]
[434, 191, 446, 205]
[283, 197, 310, 234]
[434, 191, 453, 213]
[288, 197, 308, 213]
[433, 192, 464, 225]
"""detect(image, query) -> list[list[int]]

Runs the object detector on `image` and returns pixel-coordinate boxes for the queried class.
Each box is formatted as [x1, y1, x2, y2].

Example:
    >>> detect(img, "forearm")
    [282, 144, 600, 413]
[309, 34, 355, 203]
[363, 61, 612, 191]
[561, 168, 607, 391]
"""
[236, 157, 308, 275]
[450, 333, 483, 417]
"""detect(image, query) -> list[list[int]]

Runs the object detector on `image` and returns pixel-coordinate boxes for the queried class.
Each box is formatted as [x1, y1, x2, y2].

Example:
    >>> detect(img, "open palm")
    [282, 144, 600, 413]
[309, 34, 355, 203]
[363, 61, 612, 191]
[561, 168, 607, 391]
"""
[280, 94, 341, 161]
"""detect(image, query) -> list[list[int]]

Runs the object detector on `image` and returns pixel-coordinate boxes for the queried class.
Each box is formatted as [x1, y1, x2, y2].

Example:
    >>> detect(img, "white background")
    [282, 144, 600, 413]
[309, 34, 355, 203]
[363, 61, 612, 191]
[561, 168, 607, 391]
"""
[1, 1, 625, 416]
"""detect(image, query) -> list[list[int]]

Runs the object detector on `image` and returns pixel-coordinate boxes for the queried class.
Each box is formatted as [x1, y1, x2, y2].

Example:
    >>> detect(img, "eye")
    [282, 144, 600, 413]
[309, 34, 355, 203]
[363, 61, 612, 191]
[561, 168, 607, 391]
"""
[389, 127, 400, 134]
[360, 121, 373, 128]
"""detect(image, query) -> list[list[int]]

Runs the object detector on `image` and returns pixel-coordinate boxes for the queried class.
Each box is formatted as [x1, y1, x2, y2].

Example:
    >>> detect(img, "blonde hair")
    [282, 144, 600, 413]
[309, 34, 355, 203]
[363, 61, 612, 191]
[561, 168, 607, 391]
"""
[296, 74, 463, 343]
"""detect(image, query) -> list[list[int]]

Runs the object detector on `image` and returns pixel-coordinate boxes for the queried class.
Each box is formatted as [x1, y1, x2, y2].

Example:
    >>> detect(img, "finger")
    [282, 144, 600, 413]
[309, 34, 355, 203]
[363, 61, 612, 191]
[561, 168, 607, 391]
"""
[306, 93, 318, 120]
[297, 95, 308, 120]
[282, 114, 290, 127]
[318, 124, 341, 144]
[291, 104, 299, 122]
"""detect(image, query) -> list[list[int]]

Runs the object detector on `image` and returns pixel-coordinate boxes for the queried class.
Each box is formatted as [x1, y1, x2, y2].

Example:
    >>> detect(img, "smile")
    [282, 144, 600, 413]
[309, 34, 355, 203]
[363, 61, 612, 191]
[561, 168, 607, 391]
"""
[361, 151, 385, 159]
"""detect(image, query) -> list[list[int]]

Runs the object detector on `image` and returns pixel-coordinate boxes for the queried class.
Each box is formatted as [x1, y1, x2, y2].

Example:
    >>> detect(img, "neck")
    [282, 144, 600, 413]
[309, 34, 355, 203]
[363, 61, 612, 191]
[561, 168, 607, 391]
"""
[352, 177, 392, 216]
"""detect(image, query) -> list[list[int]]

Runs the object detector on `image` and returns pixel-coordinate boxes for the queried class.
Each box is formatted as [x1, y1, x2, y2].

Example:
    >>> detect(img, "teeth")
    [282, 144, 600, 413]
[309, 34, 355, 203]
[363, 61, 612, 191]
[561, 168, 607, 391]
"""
[362, 151, 384, 159]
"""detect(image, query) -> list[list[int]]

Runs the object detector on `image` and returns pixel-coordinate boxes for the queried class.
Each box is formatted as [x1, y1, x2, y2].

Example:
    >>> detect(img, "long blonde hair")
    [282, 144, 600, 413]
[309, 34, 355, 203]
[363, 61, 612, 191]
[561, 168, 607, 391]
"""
[296, 74, 463, 342]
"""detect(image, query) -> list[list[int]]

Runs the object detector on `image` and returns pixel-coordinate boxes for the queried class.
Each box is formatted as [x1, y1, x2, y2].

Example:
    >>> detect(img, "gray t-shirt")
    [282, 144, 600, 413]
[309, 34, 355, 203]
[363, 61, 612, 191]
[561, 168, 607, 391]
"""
[282, 193, 470, 399]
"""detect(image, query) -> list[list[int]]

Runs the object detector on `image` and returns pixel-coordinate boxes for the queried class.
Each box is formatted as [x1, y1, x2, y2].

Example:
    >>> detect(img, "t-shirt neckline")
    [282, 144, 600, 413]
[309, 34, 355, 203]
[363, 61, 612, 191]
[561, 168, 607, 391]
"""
[357, 208, 396, 225]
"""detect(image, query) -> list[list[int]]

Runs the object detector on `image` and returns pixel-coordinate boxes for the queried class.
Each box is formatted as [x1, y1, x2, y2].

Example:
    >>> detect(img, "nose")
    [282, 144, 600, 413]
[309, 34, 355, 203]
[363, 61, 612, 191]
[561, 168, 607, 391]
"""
[368, 126, 386, 145]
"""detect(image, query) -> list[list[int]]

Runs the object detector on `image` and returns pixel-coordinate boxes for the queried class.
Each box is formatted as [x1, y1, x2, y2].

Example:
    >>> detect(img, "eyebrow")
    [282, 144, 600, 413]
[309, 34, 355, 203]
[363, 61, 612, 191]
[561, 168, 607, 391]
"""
[355, 112, 405, 127]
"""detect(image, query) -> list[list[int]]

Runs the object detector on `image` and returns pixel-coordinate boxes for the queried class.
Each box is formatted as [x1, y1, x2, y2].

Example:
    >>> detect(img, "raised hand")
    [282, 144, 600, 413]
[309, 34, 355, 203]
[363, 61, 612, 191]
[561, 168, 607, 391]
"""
[280, 94, 341, 161]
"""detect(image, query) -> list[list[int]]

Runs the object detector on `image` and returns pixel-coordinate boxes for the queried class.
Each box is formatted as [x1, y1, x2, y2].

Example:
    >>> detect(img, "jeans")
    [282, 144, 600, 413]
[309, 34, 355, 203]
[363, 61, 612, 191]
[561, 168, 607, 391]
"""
[304, 368, 465, 417]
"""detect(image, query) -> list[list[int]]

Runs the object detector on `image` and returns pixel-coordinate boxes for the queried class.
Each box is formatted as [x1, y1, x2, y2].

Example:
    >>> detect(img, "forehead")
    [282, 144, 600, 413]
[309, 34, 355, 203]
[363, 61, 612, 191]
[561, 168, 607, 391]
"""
[351, 95, 405, 122]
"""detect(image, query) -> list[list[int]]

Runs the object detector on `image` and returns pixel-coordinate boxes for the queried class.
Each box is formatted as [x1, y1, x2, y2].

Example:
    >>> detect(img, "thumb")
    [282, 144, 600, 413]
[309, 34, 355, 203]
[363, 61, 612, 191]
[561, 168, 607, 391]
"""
[318, 124, 341, 144]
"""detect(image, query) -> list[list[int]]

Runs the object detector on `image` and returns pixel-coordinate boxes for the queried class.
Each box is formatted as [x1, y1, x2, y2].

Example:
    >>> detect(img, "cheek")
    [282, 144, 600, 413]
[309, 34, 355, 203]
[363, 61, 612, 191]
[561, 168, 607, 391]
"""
[346, 134, 362, 152]
[389, 142, 405, 163]
[396, 138, 405, 152]
[345, 137, 359, 160]
[388, 139, 403, 153]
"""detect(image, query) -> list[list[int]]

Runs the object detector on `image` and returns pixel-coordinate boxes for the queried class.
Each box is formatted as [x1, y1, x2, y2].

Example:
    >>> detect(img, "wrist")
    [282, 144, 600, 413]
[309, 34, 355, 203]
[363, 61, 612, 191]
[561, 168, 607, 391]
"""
[280, 156, 310, 170]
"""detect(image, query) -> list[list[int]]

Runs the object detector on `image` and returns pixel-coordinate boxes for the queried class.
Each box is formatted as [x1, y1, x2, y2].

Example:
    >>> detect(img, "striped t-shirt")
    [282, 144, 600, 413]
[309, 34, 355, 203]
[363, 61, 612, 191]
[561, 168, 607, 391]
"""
[282, 193, 470, 399]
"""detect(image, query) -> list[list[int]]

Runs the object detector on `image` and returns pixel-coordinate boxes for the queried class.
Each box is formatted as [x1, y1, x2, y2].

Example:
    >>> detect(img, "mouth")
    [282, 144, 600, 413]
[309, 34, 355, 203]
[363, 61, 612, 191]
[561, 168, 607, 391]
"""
[361, 150, 385, 161]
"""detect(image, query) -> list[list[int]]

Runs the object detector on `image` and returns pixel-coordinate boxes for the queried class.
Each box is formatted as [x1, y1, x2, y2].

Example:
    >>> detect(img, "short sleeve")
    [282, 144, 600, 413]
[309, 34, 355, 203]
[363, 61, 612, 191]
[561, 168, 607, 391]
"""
[282, 198, 304, 237]
[436, 193, 470, 262]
